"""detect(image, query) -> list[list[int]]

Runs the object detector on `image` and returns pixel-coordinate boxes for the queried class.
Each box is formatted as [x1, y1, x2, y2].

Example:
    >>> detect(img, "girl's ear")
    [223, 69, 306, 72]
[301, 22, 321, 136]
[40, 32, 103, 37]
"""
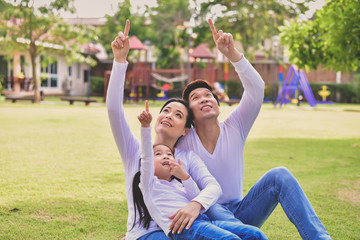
[182, 127, 190, 137]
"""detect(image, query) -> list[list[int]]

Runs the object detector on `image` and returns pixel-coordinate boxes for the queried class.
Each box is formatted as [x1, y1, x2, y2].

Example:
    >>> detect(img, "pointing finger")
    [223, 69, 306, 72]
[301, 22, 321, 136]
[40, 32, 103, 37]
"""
[145, 100, 149, 113]
[208, 19, 217, 36]
[124, 19, 130, 37]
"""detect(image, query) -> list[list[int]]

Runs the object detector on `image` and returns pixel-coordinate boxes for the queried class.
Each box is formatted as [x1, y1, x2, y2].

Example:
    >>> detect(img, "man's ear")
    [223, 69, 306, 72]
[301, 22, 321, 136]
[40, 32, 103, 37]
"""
[182, 127, 190, 136]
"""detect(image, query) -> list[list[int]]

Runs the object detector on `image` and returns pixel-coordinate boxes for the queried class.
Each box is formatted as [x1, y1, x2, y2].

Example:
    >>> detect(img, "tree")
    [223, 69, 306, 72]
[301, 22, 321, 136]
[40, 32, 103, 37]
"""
[197, 0, 311, 59]
[280, 0, 360, 72]
[149, 0, 191, 69]
[0, 0, 97, 103]
[98, 0, 152, 57]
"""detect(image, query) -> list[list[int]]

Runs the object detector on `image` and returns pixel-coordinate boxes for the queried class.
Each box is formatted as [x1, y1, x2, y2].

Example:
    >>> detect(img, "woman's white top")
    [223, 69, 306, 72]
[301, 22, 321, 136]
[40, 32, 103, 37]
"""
[106, 61, 222, 240]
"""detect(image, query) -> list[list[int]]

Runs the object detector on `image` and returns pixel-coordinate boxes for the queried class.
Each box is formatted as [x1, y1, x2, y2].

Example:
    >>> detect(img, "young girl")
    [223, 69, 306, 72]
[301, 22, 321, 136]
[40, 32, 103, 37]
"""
[135, 104, 268, 240]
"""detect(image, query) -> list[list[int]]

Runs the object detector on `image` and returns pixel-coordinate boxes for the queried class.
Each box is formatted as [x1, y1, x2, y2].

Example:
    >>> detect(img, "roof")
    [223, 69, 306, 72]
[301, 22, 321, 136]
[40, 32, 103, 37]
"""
[190, 43, 214, 58]
[129, 36, 147, 50]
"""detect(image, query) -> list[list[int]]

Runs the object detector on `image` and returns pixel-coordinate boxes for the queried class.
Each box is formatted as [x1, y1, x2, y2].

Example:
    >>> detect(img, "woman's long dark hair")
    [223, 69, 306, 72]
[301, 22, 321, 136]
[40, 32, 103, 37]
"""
[132, 99, 193, 230]
[131, 171, 151, 230]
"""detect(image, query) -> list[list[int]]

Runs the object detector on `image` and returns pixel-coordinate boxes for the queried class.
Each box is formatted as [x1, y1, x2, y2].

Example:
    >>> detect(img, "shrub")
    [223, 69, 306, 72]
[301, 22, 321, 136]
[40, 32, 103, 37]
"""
[309, 81, 360, 103]
[90, 76, 104, 95]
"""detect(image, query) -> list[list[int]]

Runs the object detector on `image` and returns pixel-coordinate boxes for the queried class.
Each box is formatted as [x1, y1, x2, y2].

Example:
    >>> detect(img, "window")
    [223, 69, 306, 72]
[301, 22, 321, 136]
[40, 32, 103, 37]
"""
[20, 55, 25, 74]
[77, 63, 81, 78]
[40, 56, 58, 87]
[68, 65, 72, 77]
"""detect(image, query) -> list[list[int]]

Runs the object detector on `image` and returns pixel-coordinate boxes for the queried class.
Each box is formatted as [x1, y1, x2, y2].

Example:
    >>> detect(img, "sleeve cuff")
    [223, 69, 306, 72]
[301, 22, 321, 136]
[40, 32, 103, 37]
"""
[231, 55, 250, 73]
[113, 59, 129, 68]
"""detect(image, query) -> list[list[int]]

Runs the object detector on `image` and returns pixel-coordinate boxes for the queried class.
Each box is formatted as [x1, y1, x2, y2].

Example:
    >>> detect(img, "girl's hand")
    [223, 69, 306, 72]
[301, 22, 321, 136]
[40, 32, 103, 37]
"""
[169, 159, 190, 181]
[208, 19, 243, 63]
[137, 100, 152, 128]
[111, 19, 130, 63]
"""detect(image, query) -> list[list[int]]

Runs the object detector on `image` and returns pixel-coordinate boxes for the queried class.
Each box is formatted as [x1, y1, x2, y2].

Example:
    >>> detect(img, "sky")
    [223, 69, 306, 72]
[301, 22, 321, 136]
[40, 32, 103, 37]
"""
[29, 0, 326, 19]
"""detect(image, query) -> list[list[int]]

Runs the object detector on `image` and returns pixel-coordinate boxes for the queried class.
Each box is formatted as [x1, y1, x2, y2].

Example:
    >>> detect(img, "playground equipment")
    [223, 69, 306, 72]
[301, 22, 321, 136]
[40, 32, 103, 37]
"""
[213, 82, 229, 101]
[275, 65, 317, 108]
[318, 85, 333, 104]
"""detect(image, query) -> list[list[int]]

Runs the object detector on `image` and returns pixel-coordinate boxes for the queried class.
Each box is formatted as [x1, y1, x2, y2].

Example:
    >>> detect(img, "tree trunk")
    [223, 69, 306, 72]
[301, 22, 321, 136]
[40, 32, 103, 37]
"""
[174, 30, 185, 89]
[30, 43, 40, 103]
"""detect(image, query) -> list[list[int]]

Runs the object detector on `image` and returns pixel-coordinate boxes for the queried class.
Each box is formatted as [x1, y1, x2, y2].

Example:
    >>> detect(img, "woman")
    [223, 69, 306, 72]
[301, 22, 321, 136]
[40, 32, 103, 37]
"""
[107, 20, 222, 240]
[134, 103, 267, 239]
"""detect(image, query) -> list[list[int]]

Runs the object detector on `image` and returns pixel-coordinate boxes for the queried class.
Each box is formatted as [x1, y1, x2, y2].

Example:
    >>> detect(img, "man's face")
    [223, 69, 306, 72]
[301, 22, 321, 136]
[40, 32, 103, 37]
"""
[188, 87, 220, 122]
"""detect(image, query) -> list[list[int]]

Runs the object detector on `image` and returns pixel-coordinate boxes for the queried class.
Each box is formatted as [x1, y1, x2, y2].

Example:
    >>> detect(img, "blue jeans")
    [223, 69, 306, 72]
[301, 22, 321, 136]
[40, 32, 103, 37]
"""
[137, 230, 170, 240]
[206, 167, 331, 240]
[170, 214, 267, 240]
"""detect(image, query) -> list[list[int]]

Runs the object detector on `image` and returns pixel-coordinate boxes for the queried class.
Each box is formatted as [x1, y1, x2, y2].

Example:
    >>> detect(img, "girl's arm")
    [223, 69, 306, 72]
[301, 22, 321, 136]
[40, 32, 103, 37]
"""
[139, 127, 155, 191]
[169, 150, 222, 234]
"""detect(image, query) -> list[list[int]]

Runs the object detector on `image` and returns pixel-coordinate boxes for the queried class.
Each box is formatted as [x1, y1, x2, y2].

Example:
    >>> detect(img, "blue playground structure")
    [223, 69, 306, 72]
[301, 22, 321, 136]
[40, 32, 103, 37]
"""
[275, 65, 317, 108]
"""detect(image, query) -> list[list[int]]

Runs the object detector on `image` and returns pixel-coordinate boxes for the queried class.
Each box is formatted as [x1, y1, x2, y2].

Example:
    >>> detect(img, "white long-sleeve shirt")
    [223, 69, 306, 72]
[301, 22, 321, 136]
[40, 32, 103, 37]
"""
[177, 56, 265, 203]
[106, 61, 222, 240]
[139, 127, 220, 236]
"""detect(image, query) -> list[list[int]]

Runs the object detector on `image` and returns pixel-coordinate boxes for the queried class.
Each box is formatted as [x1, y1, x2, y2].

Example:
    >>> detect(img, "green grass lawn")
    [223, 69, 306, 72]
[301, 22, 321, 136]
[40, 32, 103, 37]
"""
[0, 100, 359, 239]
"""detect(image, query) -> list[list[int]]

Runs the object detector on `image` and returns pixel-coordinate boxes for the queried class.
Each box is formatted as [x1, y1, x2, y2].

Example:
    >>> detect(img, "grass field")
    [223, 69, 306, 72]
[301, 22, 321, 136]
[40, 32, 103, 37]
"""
[0, 100, 359, 239]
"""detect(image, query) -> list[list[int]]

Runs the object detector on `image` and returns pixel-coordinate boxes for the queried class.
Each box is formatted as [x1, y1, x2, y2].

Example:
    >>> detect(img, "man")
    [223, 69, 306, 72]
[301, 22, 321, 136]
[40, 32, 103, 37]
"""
[176, 19, 331, 239]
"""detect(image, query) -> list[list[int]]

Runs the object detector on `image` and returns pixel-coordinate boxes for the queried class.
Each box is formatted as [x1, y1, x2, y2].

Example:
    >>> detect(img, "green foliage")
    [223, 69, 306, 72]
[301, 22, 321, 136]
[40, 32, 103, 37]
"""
[309, 81, 360, 104]
[197, 0, 311, 59]
[280, 0, 360, 72]
[98, 0, 152, 57]
[90, 76, 104, 95]
[0, 76, 4, 93]
[219, 80, 243, 99]
[149, 0, 191, 69]
[195, 61, 207, 68]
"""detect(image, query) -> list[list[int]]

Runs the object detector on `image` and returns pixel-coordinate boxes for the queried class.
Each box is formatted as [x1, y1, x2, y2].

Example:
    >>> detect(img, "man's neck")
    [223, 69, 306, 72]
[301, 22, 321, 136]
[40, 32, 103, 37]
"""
[194, 118, 220, 154]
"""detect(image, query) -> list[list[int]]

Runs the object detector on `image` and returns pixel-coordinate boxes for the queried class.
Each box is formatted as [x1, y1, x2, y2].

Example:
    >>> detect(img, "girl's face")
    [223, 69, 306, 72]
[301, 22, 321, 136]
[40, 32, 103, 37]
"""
[155, 101, 189, 141]
[153, 145, 175, 180]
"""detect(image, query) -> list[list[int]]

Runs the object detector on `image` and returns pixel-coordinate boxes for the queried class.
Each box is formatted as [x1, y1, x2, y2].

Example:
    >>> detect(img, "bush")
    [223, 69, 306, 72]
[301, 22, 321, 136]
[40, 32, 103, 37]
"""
[90, 76, 104, 95]
[309, 81, 360, 103]
[219, 80, 243, 99]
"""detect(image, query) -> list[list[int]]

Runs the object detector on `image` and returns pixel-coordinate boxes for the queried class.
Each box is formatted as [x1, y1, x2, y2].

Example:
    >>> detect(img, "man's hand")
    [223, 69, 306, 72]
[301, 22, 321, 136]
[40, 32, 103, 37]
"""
[137, 100, 152, 128]
[168, 201, 202, 234]
[169, 159, 190, 181]
[111, 19, 130, 63]
[208, 19, 242, 63]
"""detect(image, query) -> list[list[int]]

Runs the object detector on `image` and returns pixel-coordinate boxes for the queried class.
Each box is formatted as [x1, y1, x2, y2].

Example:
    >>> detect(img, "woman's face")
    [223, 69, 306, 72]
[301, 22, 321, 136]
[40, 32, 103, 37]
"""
[155, 101, 189, 141]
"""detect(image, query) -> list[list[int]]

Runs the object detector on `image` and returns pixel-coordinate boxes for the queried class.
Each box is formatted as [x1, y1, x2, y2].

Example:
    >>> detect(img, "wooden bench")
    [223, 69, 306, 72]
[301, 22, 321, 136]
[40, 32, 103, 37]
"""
[5, 95, 43, 103]
[61, 96, 98, 106]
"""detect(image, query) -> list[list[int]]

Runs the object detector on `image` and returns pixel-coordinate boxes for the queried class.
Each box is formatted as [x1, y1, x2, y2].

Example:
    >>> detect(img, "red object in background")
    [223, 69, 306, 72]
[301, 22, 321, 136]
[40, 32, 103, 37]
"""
[279, 65, 283, 73]
[162, 83, 170, 91]
[224, 72, 228, 81]
[129, 36, 147, 50]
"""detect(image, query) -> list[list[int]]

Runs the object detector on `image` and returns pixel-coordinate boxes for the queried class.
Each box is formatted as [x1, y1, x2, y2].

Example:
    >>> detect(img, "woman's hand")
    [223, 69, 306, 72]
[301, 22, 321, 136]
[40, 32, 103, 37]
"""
[137, 100, 152, 128]
[208, 19, 243, 63]
[111, 19, 130, 63]
[169, 159, 190, 181]
[168, 201, 202, 234]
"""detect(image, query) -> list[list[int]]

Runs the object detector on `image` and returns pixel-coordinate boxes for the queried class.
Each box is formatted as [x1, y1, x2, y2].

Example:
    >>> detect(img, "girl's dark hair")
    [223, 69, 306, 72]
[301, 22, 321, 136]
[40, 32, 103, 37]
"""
[131, 171, 151, 230]
[160, 98, 193, 129]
